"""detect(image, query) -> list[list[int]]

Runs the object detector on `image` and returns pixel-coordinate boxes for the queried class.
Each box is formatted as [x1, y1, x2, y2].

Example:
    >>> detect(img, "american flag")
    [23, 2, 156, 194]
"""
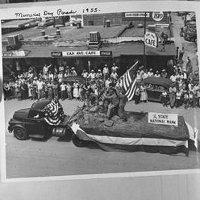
[118, 61, 139, 101]
[42, 99, 64, 126]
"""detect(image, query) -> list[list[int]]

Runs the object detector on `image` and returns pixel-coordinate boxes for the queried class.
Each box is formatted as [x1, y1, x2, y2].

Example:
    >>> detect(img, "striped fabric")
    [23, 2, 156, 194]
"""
[118, 61, 139, 101]
[42, 99, 64, 126]
[71, 122, 189, 154]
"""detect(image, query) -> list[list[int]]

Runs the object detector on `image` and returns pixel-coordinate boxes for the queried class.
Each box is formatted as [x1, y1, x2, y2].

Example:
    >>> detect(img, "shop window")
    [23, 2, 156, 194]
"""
[88, 21, 94, 26]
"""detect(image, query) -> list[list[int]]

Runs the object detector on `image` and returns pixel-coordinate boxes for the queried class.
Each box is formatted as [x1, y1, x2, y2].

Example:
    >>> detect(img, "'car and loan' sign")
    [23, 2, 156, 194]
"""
[148, 112, 178, 127]
[62, 50, 100, 57]
[144, 31, 158, 48]
[51, 51, 112, 57]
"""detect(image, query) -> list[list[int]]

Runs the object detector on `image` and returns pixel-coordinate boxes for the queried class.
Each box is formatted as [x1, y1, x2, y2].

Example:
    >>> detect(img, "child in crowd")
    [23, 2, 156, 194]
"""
[66, 83, 72, 100]
[79, 84, 84, 101]
[73, 81, 79, 100]
[60, 82, 66, 100]
[175, 89, 182, 108]
[135, 86, 140, 104]
[161, 89, 168, 107]
[47, 80, 53, 100]
[183, 92, 189, 109]
[188, 91, 194, 107]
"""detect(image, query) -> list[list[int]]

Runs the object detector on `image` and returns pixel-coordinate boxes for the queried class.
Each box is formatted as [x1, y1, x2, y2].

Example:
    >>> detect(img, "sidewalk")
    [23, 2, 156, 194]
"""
[171, 12, 198, 72]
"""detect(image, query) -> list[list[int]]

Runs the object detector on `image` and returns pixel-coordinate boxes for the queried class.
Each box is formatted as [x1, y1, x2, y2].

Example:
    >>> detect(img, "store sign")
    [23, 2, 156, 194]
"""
[125, 12, 150, 18]
[62, 50, 101, 57]
[3, 52, 13, 57]
[152, 12, 164, 21]
[144, 31, 158, 48]
[3, 50, 26, 57]
[148, 112, 178, 127]
[51, 52, 62, 57]
[100, 51, 112, 57]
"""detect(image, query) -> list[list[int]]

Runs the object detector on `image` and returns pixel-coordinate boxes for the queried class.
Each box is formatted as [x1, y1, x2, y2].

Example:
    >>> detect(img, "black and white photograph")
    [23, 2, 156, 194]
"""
[1, 3, 200, 180]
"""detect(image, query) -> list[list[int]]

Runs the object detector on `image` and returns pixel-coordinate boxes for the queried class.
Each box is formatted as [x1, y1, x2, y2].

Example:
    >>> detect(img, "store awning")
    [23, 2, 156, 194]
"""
[101, 42, 176, 57]
[2, 42, 176, 59]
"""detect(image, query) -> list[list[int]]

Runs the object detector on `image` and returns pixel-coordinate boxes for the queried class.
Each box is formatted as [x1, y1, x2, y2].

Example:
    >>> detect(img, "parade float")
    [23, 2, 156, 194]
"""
[69, 105, 196, 156]
[8, 97, 198, 156]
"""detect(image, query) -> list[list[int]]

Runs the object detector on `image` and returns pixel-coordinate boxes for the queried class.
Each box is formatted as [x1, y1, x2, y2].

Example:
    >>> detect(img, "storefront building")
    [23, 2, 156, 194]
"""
[2, 11, 176, 80]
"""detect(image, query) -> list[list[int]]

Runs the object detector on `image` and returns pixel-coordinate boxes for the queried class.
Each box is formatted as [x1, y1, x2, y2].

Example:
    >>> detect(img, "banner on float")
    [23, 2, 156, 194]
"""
[148, 112, 178, 127]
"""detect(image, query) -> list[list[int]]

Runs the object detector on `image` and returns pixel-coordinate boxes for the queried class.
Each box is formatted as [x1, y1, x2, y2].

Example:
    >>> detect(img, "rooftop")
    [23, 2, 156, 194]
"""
[1, 19, 36, 28]
[2, 25, 126, 41]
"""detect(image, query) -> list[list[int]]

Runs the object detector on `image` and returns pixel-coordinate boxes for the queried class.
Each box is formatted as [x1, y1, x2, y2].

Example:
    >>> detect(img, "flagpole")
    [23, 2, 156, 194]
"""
[143, 12, 147, 68]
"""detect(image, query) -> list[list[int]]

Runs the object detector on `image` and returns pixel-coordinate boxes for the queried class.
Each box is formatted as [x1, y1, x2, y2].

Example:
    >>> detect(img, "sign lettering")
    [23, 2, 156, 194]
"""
[3, 51, 26, 57]
[144, 31, 158, 48]
[148, 112, 178, 127]
[51, 52, 62, 57]
[125, 12, 150, 18]
[152, 12, 164, 21]
[100, 51, 112, 57]
[62, 51, 101, 57]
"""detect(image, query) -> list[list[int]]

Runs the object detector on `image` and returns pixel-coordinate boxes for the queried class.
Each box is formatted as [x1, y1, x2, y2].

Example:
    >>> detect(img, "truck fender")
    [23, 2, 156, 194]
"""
[9, 124, 26, 133]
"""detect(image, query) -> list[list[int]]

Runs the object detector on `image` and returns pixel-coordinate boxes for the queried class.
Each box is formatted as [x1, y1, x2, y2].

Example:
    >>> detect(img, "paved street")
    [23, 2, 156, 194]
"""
[2, 11, 200, 179]
[4, 99, 200, 179]
[171, 13, 198, 72]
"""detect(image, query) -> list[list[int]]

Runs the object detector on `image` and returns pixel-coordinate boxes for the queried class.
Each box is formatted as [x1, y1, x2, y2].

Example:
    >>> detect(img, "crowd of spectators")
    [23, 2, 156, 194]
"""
[131, 51, 200, 109]
[3, 63, 120, 103]
[3, 52, 200, 110]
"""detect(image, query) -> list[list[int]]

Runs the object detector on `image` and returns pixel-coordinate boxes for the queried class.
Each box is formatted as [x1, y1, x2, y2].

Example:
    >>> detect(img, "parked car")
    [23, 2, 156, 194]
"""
[8, 99, 71, 140]
[38, 18, 55, 28]
[61, 76, 86, 84]
[180, 21, 197, 42]
[142, 77, 173, 102]
[184, 26, 197, 42]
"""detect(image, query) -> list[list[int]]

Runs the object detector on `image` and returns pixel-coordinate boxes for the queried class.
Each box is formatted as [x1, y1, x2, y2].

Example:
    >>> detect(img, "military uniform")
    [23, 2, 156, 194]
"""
[117, 90, 128, 121]
[104, 88, 119, 119]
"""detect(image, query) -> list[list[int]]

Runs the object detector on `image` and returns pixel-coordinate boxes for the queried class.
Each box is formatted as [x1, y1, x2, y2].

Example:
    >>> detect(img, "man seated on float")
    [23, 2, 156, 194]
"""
[101, 83, 112, 113]
[84, 87, 99, 109]
[116, 86, 128, 121]
[103, 86, 119, 120]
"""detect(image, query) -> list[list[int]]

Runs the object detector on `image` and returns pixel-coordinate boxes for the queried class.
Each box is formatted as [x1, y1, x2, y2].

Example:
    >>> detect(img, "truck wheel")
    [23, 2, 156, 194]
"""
[13, 127, 28, 140]
[72, 134, 86, 147]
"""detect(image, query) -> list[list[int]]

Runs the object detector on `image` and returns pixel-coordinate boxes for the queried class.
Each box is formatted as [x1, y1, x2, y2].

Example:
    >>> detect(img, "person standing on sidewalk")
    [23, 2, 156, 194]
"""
[179, 47, 185, 62]
[186, 57, 193, 75]
[169, 84, 177, 108]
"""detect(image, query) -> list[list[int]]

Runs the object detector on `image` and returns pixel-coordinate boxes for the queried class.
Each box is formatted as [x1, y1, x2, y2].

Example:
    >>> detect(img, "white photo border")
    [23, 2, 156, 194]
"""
[1, 1, 200, 183]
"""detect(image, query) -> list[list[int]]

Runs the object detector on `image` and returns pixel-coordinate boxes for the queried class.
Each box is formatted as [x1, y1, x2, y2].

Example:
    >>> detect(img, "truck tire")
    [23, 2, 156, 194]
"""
[13, 127, 28, 140]
[72, 134, 87, 147]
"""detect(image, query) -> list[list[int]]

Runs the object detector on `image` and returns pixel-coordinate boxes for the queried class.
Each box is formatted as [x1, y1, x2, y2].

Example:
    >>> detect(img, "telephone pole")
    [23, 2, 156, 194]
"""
[143, 12, 147, 68]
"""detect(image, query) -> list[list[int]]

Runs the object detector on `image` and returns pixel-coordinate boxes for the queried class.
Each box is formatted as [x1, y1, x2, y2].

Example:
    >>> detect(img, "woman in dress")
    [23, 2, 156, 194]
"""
[27, 79, 33, 99]
[79, 84, 84, 101]
[47, 80, 53, 100]
[175, 89, 182, 108]
[140, 83, 148, 102]
[134, 86, 141, 104]
[73, 81, 79, 100]
[169, 84, 177, 108]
